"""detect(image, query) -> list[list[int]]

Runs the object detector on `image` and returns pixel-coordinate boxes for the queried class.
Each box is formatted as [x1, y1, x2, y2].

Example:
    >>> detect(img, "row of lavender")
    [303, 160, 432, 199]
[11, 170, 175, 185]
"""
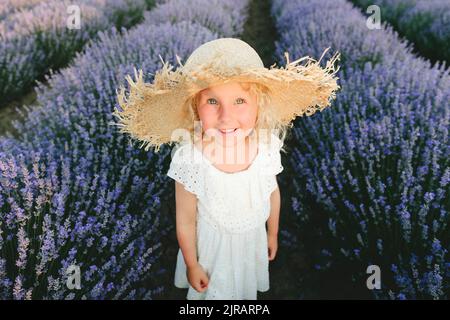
[0, 0, 154, 108]
[272, 0, 449, 299]
[0, 0, 48, 20]
[0, 0, 249, 299]
[351, 0, 450, 67]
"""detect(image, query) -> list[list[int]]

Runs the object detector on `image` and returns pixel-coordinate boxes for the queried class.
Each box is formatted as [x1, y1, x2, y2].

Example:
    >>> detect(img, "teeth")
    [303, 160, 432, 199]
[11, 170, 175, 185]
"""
[219, 128, 236, 133]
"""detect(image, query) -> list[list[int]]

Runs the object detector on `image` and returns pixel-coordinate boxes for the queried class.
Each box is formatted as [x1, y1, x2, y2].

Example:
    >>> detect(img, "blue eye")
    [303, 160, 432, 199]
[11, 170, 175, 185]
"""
[206, 98, 246, 105]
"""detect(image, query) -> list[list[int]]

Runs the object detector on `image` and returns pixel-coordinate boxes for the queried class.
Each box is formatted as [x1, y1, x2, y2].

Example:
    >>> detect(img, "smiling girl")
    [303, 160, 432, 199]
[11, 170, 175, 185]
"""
[114, 38, 340, 300]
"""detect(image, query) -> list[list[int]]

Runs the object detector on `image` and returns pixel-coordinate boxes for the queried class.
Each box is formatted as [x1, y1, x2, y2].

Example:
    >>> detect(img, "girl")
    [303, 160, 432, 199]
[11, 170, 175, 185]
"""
[113, 38, 340, 300]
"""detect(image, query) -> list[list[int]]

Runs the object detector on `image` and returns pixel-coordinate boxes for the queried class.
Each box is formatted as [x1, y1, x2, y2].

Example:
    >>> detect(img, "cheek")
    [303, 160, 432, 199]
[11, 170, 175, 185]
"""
[197, 106, 217, 129]
[238, 105, 258, 127]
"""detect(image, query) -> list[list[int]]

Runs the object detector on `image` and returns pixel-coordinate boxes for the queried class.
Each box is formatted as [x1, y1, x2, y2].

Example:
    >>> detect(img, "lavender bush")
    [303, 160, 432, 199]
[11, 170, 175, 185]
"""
[144, 0, 249, 37]
[0, 0, 45, 20]
[0, 0, 249, 300]
[0, 138, 168, 299]
[351, 0, 450, 67]
[272, 0, 449, 299]
[0, 0, 154, 108]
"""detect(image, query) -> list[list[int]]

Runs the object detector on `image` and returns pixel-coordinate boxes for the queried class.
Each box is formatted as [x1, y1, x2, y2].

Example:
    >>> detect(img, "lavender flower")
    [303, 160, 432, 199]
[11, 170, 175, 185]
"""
[352, 0, 450, 67]
[272, 0, 449, 299]
[0, 0, 152, 107]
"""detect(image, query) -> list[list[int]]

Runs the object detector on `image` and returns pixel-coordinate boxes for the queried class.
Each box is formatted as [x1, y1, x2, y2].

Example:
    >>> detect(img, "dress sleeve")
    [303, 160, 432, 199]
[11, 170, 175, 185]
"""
[166, 143, 204, 198]
[266, 134, 284, 176]
[261, 134, 283, 195]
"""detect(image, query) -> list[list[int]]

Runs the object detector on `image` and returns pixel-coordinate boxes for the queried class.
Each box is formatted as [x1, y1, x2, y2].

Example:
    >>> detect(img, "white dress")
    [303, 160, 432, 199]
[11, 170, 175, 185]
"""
[166, 134, 283, 300]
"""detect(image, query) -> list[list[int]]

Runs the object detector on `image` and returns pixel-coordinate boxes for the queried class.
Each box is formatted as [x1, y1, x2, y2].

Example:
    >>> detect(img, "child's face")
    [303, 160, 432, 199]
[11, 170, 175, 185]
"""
[197, 81, 258, 147]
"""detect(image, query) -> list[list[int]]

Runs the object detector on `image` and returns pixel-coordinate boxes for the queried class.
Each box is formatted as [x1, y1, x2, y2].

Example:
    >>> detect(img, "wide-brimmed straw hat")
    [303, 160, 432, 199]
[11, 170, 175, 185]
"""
[112, 38, 340, 152]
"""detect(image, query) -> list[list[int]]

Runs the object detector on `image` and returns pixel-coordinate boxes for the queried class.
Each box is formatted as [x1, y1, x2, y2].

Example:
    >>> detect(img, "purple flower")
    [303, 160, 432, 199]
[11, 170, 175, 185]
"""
[273, 0, 450, 299]
[0, 0, 152, 105]
[424, 192, 435, 203]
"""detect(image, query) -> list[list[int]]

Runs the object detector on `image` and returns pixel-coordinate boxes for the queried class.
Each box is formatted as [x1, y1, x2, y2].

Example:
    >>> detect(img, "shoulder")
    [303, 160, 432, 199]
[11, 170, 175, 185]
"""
[258, 133, 283, 176]
[167, 142, 205, 198]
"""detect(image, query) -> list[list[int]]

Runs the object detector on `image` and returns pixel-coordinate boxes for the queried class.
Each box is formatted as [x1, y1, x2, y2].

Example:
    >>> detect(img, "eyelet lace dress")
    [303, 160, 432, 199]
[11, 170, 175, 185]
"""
[166, 134, 283, 300]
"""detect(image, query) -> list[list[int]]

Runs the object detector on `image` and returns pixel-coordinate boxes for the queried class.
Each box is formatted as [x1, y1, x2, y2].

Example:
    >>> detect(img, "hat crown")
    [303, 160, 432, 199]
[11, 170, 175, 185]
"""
[182, 38, 264, 74]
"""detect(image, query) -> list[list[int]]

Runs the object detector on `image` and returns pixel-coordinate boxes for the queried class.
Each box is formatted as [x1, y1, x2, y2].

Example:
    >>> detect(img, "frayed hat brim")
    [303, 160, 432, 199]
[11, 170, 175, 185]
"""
[112, 47, 340, 152]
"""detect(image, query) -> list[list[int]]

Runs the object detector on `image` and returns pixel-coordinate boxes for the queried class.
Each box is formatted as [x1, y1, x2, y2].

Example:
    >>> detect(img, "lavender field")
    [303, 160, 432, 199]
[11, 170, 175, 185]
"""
[0, 0, 448, 300]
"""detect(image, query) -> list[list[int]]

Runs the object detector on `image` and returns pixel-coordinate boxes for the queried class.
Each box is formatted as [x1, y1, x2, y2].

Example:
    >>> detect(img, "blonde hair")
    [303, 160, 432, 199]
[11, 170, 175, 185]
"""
[183, 81, 291, 153]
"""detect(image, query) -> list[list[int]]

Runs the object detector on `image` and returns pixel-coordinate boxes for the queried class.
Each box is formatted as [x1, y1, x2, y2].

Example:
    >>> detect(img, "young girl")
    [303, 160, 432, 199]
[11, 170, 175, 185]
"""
[113, 38, 340, 300]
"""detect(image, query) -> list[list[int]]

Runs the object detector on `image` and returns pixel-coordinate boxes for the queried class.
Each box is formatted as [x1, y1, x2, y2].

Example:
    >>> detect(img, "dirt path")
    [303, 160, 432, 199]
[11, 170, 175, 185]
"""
[0, 88, 37, 138]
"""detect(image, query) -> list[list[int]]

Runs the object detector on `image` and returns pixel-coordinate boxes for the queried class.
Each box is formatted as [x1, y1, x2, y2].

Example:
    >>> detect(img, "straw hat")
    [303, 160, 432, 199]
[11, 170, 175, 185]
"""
[112, 38, 340, 152]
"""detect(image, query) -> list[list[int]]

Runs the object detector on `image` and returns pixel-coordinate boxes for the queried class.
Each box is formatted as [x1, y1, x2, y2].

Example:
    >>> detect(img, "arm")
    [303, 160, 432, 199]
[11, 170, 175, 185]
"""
[175, 181, 210, 292]
[267, 179, 281, 261]
[267, 180, 281, 237]
[175, 181, 199, 268]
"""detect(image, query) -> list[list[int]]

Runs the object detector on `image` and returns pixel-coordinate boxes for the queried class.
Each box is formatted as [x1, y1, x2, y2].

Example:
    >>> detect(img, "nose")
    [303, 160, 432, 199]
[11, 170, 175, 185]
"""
[218, 103, 234, 122]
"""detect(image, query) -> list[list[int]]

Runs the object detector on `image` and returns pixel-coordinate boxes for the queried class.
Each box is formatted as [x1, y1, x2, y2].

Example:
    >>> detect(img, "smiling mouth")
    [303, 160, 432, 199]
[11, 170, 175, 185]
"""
[218, 128, 237, 134]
